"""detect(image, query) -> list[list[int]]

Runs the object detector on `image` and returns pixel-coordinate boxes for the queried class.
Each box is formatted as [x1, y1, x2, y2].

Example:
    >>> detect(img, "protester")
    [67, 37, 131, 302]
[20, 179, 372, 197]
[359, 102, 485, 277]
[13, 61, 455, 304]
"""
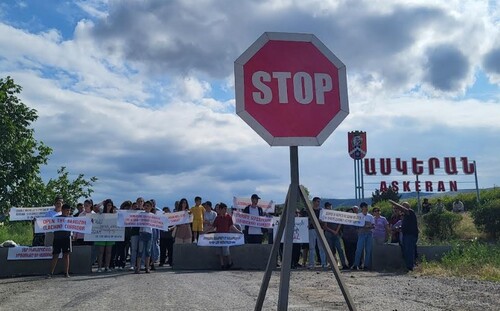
[341, 208, 358, 268]
[322, 202, 349, 270]
[190, 196, 204, 243]
[372, 207, 390, 245]
[390, 200, 419, 271]
[212, 202, 242, 270]
[352, 202, 374, 270]
[47, 203, 72, 278]
[307, 197, 326, 269]
[203, 201, 217, 233]
[74, 203, 83, 217]
[128, 198, 143, 271]
[96, 199, 115, 272]
[43, 196, 64, 247]
[149, 203, 160, 271]
[113, 200, 131, 270]
[174, 198, 192, 244]
[135, 200, 154, 274]
[242, 194, 265, 244]
[159, 207, 175, 267]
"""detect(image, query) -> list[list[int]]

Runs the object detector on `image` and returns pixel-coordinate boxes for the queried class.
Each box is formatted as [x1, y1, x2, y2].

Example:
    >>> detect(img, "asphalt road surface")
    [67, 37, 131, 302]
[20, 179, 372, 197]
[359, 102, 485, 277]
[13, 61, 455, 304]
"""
[0, 267, 498, 310]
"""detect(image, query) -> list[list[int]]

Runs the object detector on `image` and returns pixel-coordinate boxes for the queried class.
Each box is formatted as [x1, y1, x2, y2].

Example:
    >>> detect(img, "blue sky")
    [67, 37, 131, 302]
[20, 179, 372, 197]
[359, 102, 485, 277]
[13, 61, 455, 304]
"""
[1, 0, 499, 208]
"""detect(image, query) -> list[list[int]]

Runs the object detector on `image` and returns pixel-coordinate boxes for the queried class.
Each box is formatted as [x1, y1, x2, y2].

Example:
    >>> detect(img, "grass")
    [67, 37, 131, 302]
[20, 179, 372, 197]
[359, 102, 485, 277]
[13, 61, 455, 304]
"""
[0, 221, 33, 246]
[417, 240, 500, 282]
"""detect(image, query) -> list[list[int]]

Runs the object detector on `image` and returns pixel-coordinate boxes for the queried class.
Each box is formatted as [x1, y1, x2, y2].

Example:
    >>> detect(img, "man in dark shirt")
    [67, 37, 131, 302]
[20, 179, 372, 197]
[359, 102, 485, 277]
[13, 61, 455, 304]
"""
[390, 200, 418, 271]
[48, 203, 72, 278]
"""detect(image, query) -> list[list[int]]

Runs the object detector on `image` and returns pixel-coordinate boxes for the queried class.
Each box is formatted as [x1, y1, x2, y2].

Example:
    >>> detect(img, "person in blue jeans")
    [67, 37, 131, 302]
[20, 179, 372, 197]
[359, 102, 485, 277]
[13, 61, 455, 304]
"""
[323, 202, 349, 270]
[135, 200, 153, 274]
[390, 200, 419, 271]
[308, 197, 326, 268]
[352, 202, 374, 270]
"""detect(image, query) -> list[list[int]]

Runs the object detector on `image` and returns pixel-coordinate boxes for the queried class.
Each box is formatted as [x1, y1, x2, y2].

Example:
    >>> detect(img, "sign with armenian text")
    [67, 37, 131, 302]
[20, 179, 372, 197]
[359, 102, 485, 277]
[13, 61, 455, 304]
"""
[232, 197, 275, 214]
[272, 217, 309, 243]
[34, 217, 92, 234]
[319, 209, 364, 227]
[197, 233, 245, 247]
[9, 206, 54, 221]
[85, 213, 125, 242]
[364, 156, 476, 193]
[232, 211, 274, 229]
[164, 211, 192, 226]
[117, 212, 169, 231]
[7, 247, 62, 260]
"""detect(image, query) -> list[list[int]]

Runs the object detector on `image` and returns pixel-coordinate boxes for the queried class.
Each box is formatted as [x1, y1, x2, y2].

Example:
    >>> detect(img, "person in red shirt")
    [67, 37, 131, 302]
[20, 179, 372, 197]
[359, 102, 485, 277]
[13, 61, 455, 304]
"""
[212, 202, 242, 269]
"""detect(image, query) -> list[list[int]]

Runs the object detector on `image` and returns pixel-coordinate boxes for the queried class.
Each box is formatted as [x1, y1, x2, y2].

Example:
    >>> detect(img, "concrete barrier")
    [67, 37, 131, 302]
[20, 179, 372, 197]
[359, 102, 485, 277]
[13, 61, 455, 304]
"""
[0, 246, 92, 278]
[173, 244, 275, 270]
[371, 243, 452, 271]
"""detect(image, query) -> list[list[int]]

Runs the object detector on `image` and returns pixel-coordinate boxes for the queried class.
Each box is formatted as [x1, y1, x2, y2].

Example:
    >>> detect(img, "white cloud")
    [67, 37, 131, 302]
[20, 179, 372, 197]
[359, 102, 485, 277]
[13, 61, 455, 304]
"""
[0, 0, 499, 207]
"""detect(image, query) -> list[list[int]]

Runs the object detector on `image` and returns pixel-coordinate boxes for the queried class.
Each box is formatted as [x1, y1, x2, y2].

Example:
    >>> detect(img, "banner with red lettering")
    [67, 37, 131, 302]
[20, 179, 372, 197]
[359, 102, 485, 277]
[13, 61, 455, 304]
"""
[7, 247, 61, 260]
[117, 212, 169, 231]
[232, 211, 273, 229]
[197, 233, 245, 247]
[319, 209, 364, 227]
[164, 211, 192, 226]
[232, 197, 275, 214]
[34, 217, 93, 234]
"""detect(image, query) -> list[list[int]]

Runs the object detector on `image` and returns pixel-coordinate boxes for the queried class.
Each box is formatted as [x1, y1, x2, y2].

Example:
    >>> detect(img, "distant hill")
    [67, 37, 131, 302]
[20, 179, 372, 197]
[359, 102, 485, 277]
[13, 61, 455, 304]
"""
[322, 188, 480, 209]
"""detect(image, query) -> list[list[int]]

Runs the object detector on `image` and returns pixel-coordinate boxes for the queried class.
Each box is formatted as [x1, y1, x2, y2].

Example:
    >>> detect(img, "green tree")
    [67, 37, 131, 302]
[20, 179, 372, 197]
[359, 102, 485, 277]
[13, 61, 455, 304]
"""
[372, 186, 401, 205]
[0, 77, 97, 215]
[0, 76, 52, 213]
[43, 166, 97, 208]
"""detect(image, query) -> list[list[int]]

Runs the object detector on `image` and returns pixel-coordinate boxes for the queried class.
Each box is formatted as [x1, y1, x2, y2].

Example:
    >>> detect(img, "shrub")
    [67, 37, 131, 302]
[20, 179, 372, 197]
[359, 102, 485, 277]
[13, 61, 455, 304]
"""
[422, 210, 462, 240]
[471, 199, 500, 240]
[0, 221, 33, 246]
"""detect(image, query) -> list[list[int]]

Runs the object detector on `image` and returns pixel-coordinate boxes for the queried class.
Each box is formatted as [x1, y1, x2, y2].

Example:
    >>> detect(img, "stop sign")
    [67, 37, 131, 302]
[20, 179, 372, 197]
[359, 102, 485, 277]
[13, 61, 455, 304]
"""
[235, 32, 349, 146]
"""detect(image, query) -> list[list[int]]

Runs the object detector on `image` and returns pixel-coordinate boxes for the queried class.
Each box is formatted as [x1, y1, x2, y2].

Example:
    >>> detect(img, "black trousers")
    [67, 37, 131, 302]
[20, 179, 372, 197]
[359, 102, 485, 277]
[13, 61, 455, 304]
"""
[160, 237, 174, 265]
[114, 241, 126, 268]
[245, 234, 263, 244]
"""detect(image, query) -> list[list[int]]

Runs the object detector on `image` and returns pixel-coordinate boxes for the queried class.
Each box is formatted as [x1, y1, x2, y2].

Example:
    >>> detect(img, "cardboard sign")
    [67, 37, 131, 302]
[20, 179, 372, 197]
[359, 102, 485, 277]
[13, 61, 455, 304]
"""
[197, 233, 245, 247]
[84, 214, 125, 242]
[272, 216, 309, 243]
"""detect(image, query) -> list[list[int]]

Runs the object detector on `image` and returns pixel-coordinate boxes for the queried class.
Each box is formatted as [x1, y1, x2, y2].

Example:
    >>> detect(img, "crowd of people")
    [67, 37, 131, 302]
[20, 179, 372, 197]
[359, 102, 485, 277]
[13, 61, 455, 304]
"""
[37, 194, 419, 278]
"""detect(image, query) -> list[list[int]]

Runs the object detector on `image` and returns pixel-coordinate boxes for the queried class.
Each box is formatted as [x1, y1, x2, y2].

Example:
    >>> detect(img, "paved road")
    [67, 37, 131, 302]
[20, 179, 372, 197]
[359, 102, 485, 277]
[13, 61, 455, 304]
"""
[0, 267, 499, 310]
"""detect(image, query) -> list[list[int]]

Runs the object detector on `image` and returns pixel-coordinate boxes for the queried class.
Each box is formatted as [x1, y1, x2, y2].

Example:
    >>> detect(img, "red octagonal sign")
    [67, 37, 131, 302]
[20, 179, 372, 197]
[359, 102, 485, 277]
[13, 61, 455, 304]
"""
[235, 32, 349, 146]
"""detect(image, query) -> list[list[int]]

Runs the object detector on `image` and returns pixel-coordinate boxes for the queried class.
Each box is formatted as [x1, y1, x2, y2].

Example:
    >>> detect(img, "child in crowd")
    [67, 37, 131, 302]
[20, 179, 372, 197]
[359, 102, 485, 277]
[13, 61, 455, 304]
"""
[212, 202, 242, 270]
[48, 203, 72, 278]
[136, 200, 154, 274]
[190, 196, 204, 243]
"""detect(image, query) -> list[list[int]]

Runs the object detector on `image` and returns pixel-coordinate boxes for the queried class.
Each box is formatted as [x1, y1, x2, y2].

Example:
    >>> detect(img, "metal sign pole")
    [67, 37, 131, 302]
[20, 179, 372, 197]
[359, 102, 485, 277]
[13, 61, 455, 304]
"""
[277, 146, 300, 310]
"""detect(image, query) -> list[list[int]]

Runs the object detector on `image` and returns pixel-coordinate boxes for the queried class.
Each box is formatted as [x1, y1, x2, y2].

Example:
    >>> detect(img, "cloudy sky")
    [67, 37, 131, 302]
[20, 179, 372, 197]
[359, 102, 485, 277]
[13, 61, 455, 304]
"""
[1, 0, 499, 208]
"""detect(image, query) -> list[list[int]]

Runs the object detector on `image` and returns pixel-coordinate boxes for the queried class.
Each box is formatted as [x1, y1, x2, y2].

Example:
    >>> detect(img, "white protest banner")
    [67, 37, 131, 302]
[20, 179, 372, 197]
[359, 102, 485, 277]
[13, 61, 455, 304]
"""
[232, 197, 275, 214]
[34, 217, 93, 234]
[197, 233, 245, 247]
[272, 217, 309, 243]
[7, 247, 61, 260]
[164, 211, 191, 226]
[85, 214, 125, 242]
[319, 209, 364, 227]
[232, 211, 273, 229]
[117, 212, 169, 231]
[9, 206, 53, 221]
